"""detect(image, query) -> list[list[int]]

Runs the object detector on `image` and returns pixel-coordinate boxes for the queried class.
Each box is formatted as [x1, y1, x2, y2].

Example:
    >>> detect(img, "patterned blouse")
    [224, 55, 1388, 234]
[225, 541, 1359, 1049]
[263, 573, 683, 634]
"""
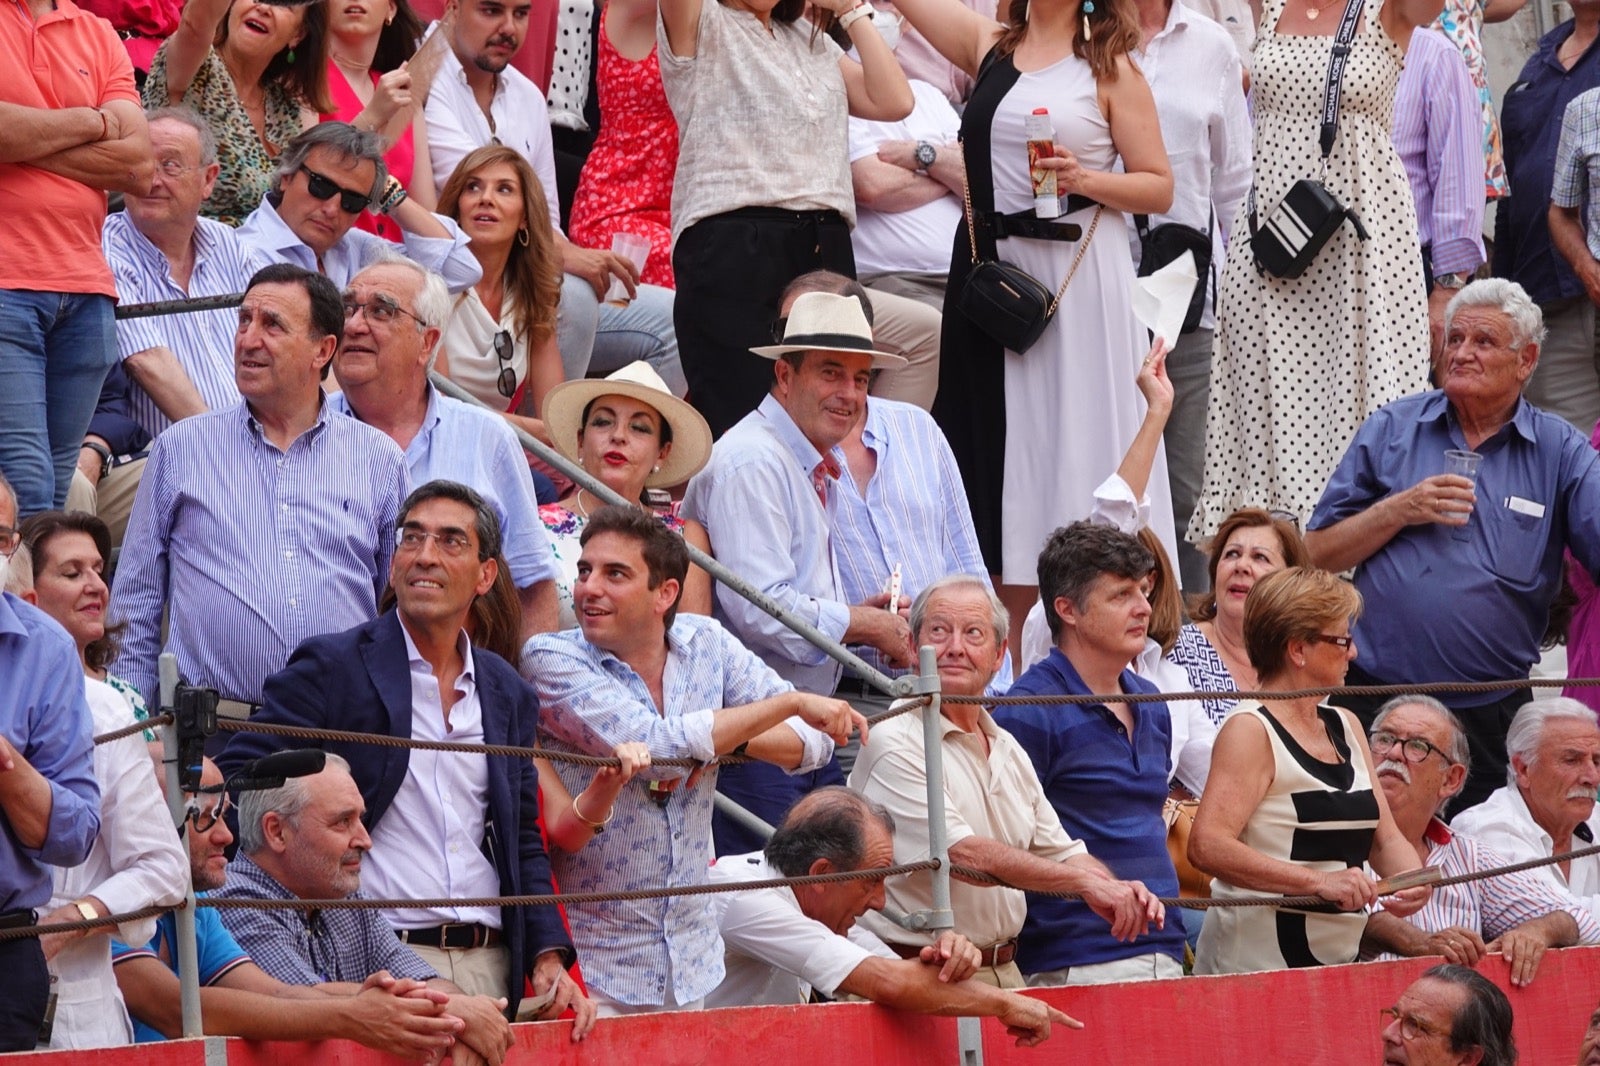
[1432, 0, 1510, 200]
[1165, 623, 1240, 726]
[145, 44, 304, 226]
[105, 671, 157, 743]
[541, 502, 686, 630]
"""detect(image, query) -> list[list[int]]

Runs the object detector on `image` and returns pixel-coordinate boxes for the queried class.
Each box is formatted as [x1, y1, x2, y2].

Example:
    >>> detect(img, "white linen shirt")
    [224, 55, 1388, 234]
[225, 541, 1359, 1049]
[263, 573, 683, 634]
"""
[846, 79, 962, 276]
[45, 680, 188, 1049]
[1130, 0, 1252, 332]
[705, 851, 897, 1008]
[849, 706, 1088, 950]
[425, 45, 564, 233]
[236, 195, 482, 293]
[363, 625, 501, 930]
[1451, 784, 1600, 927]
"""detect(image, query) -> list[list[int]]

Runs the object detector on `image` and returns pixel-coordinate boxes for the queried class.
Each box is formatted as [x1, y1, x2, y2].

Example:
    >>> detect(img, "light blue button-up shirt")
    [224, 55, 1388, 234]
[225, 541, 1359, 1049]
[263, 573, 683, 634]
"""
[236, 195, 482, 293]
[1310, 390, 1600, 703]
[521, 614, 831, 1005]
[0, 593, 100, 911]
[682, 394, 852, 694]
[330, 386, 555, 589]
[111, 399, 410, 704]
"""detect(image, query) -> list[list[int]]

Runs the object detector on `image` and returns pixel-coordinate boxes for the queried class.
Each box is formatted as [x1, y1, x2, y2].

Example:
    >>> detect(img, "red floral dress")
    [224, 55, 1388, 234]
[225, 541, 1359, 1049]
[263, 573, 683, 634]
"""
[567, 8, 678, 287]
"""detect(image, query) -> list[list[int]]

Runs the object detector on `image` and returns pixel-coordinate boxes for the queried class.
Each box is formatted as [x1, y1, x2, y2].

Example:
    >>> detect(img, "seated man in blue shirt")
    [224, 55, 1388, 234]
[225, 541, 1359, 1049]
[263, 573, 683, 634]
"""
[996, 522, 1188, 986]
[1308, 278, 1600, 813]
[113, 757, 467, 1057]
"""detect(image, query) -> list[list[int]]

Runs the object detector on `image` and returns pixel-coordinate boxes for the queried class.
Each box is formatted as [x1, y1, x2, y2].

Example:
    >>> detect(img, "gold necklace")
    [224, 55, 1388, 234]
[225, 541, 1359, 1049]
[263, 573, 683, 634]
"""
[1303, 0, 1342, 21]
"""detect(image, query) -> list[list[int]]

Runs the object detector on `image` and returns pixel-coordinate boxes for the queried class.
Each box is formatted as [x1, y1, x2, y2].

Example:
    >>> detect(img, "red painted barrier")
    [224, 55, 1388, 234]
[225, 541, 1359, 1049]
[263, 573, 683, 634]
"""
[15, 947, 1600, 1064]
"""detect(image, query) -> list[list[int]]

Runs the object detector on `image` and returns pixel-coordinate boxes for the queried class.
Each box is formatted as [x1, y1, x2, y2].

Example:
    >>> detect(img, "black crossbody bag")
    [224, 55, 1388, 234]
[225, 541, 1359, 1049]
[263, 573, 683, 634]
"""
[1248, 0, 1371, 279]
[1134, 207, 1213, 333]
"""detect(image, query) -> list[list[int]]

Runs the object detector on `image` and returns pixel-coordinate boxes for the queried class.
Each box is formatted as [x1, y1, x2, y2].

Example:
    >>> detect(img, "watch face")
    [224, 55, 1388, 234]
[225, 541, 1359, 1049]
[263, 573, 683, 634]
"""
[915, 143, 936, 167]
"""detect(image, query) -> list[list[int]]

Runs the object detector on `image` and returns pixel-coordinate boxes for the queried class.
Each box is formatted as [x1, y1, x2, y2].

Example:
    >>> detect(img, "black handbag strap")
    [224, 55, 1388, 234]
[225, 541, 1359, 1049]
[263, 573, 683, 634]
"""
[1319, 0, 1366, 164]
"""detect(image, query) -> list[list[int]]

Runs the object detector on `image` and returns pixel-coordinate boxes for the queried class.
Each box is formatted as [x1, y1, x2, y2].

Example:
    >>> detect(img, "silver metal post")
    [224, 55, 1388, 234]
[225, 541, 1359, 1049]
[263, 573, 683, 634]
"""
[712, 793, 776, 842]
[429, 372, 910, 698]
[159, 653, 203, 1038]
[914, 645, 953, 934]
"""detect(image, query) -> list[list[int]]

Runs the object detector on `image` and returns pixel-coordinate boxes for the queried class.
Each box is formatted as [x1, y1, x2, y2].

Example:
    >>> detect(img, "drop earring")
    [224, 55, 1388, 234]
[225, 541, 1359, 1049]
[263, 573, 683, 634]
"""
[285, 46, 296, 64]
[1081, 0, 1094, 40]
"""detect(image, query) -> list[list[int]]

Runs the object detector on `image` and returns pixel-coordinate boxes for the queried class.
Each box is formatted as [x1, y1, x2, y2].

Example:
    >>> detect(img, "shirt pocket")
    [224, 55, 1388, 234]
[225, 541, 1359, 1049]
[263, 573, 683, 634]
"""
[1483, 502, 1548, 588]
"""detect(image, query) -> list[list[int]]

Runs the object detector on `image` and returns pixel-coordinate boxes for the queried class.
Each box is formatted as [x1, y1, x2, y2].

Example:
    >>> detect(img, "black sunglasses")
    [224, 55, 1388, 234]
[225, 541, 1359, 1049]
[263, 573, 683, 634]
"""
[493, 329, 516, 398]
[300, 165, 369, 215]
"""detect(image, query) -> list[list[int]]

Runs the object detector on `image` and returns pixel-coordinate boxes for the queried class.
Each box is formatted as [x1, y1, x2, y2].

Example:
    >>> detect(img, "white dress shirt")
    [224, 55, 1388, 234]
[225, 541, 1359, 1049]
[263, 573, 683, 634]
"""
[1451, 784, 1600, 928]
[44, 679, 188, 1049]
[364, 625, 501, 930]
[705, 851, 897, 1007]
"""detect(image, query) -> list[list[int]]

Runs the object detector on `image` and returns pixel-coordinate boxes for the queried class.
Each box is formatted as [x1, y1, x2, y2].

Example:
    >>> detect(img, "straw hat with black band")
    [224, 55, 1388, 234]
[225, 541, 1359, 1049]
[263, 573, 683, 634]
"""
[750, 291, 909, 369]
[542, 361, 713, 490]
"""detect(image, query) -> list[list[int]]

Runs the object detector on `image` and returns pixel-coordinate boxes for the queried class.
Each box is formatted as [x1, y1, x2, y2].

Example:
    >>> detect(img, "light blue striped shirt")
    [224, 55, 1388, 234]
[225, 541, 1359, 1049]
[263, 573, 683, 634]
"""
[329, 386, 556, 588]
[831, 398, 1006, 683]
[236, 196, 483, 293]
[681, 394, 852, 695]
[111, 399, 410, 704]
[521, 615, 830, 1006]
[102, 212, 268, 439]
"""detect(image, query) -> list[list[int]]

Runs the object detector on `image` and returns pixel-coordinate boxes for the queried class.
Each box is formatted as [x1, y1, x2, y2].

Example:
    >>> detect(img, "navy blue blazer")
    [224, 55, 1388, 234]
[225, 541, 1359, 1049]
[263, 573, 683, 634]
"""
[217, 609, 572, 1009]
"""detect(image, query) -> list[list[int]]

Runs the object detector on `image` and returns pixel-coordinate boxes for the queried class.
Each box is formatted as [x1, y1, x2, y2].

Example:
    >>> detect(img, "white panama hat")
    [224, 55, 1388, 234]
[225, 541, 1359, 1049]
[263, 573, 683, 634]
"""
[749, 291, 909, 369]
[542, 361, 713, 488]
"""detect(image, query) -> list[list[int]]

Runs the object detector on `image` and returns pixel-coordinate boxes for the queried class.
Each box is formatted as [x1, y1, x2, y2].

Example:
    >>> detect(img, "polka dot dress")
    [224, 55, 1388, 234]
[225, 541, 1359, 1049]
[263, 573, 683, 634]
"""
[1188, 0, 1430, 542]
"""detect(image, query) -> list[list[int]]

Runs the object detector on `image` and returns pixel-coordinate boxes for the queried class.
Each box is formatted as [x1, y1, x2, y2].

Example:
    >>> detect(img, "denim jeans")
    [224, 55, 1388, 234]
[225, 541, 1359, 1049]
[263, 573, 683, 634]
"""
[554, 273, 685, 395]
[0, 290, 116, 515]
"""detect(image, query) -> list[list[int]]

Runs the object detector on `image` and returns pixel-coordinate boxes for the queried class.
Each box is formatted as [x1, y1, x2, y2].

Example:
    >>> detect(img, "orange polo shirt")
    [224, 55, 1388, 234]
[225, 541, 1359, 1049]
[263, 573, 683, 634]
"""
[0, 0, 139, 295]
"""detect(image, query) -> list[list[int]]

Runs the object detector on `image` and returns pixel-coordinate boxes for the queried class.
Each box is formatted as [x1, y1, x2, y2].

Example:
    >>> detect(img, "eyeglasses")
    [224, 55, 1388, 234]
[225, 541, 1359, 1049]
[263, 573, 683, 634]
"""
[1370, 730, 1457, 765]
[1379, 1006, 1450, 1042]
[1308, 633, 1354, 649]
[343, 294, 427, 329]
[155, 158, 200, 179]
[0, 525, 18, 557]
[186, 792, 233, 833]
[493, 329, 516, 398]
[395, 526, 479, 557]
[299, 165, 370, 215]
[1268, 508, 1302, 531]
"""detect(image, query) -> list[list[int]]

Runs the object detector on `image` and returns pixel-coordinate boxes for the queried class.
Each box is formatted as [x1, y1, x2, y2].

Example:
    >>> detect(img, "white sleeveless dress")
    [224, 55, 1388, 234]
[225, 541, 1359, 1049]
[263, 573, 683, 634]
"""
[1195, 701, 1380, 974]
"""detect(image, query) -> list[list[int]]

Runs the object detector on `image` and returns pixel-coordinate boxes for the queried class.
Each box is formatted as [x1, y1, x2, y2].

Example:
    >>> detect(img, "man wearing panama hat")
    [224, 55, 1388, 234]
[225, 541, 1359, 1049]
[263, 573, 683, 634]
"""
[683, 290, 917, 848]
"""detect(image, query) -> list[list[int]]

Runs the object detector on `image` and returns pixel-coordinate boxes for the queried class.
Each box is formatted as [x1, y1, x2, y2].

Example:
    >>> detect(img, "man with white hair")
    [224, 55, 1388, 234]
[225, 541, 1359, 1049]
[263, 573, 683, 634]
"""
[1453, 698, 1600, 929]
[1360, 695, 1597, 987]
[331, 257, 558, 637]
[1308, 278, 1600, 810]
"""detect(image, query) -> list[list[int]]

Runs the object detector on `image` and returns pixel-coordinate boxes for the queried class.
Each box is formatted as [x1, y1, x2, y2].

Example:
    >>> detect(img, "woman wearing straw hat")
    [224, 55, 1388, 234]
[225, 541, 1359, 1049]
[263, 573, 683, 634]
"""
[539, 360, 715, 628]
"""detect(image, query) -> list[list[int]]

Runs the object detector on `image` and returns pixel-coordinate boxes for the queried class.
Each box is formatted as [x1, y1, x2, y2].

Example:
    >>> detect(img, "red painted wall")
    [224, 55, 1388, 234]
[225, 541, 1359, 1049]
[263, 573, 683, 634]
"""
[16, 947, 1600, 1065]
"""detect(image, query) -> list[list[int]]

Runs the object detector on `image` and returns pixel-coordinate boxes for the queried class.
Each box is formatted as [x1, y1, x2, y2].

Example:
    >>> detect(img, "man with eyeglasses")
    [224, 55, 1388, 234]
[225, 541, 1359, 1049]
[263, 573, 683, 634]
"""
[1359, 695, 1597, 987]
[331, 258, 560, 639]
[1380, 964, 1517, 1066]
[111, 263, 410, 712]
[238, 122, 481, 293]
[219, 480, 594, 1036]
[0, 470, 101, 1051]
[112, 756, 470, 1058]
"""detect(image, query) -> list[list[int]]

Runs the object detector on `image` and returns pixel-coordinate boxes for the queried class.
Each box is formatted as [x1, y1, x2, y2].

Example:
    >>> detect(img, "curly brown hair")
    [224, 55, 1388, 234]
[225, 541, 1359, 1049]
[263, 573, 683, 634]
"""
[438, 145, 562, 354]
[993, 0, 1141, 81]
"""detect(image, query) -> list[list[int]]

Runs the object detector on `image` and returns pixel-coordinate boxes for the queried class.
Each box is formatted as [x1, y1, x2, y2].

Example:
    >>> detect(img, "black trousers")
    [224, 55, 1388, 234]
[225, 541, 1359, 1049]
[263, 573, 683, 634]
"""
[1330, 663, 1531, 816]
[0, 927, 47, 1051]
[672, 207, 855, 438]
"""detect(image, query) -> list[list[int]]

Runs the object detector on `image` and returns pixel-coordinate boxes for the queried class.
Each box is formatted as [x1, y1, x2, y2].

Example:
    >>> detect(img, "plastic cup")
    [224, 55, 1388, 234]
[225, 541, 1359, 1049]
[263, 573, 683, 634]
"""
[604, 233, 651, 306]
[1444, 449, 1482, 482]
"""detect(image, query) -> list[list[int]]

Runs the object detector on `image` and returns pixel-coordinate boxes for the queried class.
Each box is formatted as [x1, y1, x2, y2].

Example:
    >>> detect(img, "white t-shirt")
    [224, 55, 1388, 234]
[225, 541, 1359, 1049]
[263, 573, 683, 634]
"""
[704, 852, 897, 1007]
[847, 79, 962, 276]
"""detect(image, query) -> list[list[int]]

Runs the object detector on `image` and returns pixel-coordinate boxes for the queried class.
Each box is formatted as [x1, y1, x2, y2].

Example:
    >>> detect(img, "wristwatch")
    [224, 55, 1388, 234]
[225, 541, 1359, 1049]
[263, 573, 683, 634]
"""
[1434, 272, 1471, 290]
[838, 2, 873, 30]
[914, 140, 937, 174]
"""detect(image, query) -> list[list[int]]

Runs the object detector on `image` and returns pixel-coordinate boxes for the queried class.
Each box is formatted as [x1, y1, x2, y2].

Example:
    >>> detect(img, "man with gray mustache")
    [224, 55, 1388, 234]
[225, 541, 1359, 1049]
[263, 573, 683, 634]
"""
[1359, 696, 1600, 986]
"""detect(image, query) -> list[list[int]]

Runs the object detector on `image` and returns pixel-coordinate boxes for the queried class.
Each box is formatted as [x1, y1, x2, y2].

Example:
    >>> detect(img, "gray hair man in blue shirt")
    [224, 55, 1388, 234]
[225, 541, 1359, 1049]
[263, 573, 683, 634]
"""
[1307, 278, 1600, 813]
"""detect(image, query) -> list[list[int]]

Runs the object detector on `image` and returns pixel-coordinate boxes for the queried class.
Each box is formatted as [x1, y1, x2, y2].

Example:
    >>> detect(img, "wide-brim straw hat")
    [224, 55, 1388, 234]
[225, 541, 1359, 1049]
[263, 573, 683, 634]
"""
[749, 291, 908, 369]
[543, 361, 713, 488]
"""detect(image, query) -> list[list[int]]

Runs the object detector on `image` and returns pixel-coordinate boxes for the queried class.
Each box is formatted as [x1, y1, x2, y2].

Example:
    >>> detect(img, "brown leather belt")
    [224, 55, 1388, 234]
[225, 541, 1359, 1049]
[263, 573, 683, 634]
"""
[891, 937, 1017, 968]
[396, 923, 502, 950]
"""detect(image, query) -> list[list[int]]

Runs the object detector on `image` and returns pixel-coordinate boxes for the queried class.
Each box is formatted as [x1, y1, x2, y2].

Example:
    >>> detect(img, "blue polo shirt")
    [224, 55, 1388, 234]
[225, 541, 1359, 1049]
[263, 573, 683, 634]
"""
[111, 903, 251, 1042]
[995, 649, 1186, 972]
[1493, 19, 1600, 303]
[1309, 390, 1600, 704]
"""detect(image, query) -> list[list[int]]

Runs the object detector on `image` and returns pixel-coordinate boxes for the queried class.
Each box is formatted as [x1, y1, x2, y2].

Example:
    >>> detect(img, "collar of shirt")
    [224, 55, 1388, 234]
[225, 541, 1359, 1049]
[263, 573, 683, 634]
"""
[239, 394, 333, 451]
[934, 703, 1006, 747]
[756, 393, 843, 487]
[328, 383, 443, 463]
[398, 617, 477, 691]
[1425, 816, 1453, 848]
[0, 592, 26, 641]
[1417, 390, 1541, 448]
[1141, 0, 1195, 50]
[240, 195, 364, 282]
[1021, 646, 1157, 718]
